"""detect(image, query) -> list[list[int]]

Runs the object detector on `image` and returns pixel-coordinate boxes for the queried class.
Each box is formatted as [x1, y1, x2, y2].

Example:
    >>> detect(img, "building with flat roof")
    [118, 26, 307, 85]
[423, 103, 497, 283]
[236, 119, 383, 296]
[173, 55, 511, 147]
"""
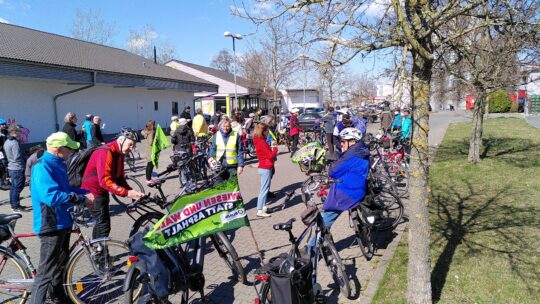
[0, 23, 216, 143]
[166, 60, 270, 116]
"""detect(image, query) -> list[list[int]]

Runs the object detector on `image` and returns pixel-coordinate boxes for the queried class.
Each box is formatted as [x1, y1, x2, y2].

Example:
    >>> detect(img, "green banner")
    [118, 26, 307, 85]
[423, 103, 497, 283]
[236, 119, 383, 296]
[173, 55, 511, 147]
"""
[151, 124, 171, 168]
[143, 176, 249, 249]
[290, 141, 326, 164]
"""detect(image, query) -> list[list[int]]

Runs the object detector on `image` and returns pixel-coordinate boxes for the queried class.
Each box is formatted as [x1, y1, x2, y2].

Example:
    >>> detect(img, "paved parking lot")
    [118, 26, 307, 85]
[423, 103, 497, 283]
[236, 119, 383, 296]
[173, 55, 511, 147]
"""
[0, 124, 404, 304]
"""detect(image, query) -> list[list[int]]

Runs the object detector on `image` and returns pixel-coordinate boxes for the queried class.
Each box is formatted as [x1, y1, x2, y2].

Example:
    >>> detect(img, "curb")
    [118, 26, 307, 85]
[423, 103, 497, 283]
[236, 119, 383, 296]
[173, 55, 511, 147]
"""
[359, 221, 407, 304]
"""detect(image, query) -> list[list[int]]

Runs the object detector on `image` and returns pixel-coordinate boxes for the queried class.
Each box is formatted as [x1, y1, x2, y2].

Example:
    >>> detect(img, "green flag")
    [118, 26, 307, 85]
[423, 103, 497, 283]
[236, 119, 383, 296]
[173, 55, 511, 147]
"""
[151, 124, 171, 168]
[143, 176, 249, 249]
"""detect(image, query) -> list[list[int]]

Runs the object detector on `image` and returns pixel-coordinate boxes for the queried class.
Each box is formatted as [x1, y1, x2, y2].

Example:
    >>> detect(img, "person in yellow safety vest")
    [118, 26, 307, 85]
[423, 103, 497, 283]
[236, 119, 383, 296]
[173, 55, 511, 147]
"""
[192, 108, 209, 137]
[170, 116, 180, 136]
[208, 117, 245, 177]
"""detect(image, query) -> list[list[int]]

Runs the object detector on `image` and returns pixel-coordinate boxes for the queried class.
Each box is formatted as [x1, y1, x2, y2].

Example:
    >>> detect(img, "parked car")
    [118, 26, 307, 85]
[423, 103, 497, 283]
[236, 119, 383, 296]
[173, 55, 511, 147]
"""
[297, 112, 322, 130]
[357, 106, 379, 123]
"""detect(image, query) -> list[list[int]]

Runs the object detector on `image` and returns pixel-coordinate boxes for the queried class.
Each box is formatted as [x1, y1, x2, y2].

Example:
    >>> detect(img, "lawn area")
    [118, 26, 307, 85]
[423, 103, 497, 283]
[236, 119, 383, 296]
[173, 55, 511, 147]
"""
[373, 118, 540, 303]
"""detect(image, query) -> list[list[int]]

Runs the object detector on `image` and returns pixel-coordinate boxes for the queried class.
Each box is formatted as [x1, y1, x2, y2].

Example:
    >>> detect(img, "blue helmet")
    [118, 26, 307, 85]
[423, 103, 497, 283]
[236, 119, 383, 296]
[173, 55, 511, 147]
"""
[0, 118, 6, 125]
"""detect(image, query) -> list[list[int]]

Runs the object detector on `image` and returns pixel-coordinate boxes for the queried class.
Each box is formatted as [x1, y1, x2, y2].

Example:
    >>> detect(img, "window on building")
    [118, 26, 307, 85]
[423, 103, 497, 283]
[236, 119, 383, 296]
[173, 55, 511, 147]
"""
[154, 101, 159, 111]
[172, 102, 179, 115]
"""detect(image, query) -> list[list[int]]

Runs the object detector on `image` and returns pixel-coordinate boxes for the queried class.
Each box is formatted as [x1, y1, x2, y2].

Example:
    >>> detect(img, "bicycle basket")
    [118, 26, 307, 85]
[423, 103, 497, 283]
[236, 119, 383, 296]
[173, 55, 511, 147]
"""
[0, 225, 12, 243]
[265, 253, 314, 304]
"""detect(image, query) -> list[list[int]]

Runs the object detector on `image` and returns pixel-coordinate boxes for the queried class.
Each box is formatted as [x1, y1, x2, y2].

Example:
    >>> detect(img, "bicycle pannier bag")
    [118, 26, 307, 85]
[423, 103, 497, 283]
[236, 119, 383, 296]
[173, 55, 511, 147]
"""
[129, 230, 188, 298]
[267, 253, 314, 304]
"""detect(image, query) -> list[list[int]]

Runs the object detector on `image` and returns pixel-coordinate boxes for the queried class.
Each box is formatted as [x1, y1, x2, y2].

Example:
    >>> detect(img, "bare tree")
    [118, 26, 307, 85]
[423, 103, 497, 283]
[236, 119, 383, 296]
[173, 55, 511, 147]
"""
[235, 0, 538, 302]
[210, 49, 234, 73]
[239, 47, 271, 89]
[126, 24, 176, 64]
[70, 8, 116, 45]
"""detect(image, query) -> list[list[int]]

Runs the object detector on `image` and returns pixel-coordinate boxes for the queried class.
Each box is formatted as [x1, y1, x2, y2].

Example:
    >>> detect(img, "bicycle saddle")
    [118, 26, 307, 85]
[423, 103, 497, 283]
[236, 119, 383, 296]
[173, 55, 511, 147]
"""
[0, 213, 22, 225]
[147, 179, 166, 188]
[273, 218, 296, 231]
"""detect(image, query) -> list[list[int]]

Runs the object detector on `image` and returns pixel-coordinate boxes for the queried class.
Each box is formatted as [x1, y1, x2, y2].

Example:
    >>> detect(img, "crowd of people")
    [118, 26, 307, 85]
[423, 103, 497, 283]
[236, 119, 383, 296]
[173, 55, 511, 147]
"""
[0, 103, 412, 302]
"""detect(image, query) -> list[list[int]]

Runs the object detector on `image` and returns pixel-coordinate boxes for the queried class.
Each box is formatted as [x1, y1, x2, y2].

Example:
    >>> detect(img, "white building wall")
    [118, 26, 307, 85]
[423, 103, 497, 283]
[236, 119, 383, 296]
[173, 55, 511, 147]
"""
[166, 61, 248, 95]
[526, 72, 540, 95]
[279, 89, 322, 111]
[0, 77, 194, 143]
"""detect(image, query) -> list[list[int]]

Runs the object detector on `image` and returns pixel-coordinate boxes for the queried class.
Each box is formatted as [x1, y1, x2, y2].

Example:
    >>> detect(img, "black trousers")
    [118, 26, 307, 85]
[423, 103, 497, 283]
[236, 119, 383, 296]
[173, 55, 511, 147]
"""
[31, 229, 72, 304]
[145, 161, 154, 180]
[291, 133, 300, 156]
[91, 195, 111, 239]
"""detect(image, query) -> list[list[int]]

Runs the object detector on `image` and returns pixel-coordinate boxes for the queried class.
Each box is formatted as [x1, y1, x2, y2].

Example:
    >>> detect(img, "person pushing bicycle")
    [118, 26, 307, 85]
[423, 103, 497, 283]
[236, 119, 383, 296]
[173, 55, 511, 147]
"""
[307, 128, 370, 253]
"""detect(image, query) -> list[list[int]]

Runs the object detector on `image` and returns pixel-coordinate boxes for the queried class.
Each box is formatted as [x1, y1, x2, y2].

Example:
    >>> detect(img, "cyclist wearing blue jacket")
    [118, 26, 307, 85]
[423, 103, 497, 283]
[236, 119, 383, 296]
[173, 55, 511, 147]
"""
[30, 132, 94, 304]
[308, 128, 369, 252]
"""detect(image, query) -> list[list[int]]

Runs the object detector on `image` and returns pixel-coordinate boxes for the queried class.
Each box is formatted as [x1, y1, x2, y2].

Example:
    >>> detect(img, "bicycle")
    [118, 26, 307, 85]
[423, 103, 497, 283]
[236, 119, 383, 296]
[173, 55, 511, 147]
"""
[253, 207, 351, 303]
[125, 148, 141, 173]
[0, 204, 130, 303]
[124, 166, 245, 282]
[111, 175, 146, 207]
[276, 128, 292, 152]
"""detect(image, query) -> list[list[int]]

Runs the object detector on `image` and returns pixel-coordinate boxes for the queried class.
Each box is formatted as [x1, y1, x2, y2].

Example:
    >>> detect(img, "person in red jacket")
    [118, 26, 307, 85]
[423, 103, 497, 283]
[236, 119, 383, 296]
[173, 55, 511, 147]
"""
[289, 108, 302, 157]
[254, 122, 278, 218]
[81, 128, 144, 239]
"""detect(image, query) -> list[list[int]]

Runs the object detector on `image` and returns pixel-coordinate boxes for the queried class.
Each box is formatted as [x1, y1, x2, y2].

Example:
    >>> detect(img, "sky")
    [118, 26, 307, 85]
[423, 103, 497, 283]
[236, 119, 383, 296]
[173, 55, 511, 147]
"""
[0, 0, 391, 81]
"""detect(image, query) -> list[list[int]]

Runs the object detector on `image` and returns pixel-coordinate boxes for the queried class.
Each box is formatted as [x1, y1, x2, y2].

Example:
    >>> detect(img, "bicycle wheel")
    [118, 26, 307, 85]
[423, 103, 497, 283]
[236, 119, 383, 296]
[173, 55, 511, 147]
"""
[112, 176, 145, 207]
[369, 188, 404, 231]
[351, 209, 374, 260]
[210, 232, 246, 283]
[0, 248, 31, 304]
[125, 151, 137, 172]
[129, 212, 164, 237]
[321, 234, 351, 298]
[64, 239, 130, 304]
[301, 174, 327, 207]
[393, 164, 410, 197]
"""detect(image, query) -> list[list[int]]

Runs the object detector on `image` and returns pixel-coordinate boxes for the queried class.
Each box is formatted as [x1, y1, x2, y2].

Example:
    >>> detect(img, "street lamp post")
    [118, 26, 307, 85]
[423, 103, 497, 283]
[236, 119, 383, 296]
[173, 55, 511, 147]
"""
[224, 31, 243, 117]
[298, 55, 309, 111]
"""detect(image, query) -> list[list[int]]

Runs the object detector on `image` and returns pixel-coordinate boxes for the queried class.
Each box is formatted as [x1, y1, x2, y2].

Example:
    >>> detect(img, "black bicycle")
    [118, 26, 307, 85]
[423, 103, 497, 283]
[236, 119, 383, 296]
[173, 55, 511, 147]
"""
[254, 206, 351, 303]
[125, 167, 245, 283]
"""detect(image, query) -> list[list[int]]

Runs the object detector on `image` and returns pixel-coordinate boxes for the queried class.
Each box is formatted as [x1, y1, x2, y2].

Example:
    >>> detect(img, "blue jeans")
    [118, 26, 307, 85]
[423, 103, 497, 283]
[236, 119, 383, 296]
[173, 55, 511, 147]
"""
[8, 169, 25, 208]
[257, 168, 272, 210]
[308, 210, 342, 254]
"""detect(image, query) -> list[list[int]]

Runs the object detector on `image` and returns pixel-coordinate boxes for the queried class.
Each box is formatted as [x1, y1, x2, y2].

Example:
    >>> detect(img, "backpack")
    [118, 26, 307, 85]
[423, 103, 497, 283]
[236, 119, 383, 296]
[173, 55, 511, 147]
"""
[66, 146, 108, 187]
[129, 230, 190, 298]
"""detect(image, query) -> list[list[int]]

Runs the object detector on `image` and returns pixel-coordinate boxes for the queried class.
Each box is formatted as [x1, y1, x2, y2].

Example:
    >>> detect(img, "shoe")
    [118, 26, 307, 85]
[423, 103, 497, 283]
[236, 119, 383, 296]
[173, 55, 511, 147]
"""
[262, 206, 268, 213]
[256, 210, 271, 218]
[11, 206, 30, 213]
[146, 178, 158, 184]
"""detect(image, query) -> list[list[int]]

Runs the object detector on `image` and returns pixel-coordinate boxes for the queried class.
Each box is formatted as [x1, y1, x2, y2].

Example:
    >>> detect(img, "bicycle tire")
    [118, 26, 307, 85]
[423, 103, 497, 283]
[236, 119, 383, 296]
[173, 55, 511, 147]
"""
[126, 151, 137, 172]
[322, 234, 351, 298]
[301, 174, 327, 207]
[0, 248, 31, 304]
[258, 280, 272, 303]
[129, 212, 164, 237]
[64, 239, 131, 304]
[351, 209, 374, 260]
[210, 232, 246, 283]
[369, 188, 404, 231]
[112, 176, 146, 207]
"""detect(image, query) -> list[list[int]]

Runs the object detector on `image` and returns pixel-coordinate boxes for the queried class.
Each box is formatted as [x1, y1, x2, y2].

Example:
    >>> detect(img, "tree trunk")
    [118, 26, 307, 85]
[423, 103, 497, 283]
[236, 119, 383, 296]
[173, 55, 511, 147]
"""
[407, 52, 433, 304]
[468, 93, 486, 163]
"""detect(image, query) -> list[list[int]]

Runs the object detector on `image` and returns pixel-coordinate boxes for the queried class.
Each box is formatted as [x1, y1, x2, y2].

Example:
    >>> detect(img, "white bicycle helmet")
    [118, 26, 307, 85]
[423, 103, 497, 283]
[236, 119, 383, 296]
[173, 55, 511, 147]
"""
[339, 127, 363, 141]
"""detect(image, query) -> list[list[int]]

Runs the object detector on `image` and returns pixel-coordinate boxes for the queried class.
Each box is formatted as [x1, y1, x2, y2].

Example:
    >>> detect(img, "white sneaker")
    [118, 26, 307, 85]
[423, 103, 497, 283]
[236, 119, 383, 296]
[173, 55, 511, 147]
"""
[257, 210, 271, 218]
[262, 206, 268, 213]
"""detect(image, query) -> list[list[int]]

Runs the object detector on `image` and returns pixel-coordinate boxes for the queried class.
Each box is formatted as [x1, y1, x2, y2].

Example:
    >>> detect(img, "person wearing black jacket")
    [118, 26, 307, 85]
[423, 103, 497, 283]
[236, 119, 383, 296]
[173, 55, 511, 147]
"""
[180, 106, 192, 128]
[88, 116, 105, 148]
[61, 112, 79, 143]
[171, 118, 194, 186]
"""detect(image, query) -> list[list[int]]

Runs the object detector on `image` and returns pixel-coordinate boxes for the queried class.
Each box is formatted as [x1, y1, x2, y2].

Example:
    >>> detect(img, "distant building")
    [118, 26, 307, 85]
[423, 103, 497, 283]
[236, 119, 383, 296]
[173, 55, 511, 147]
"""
[165, 60, 270, 115]
[279, 89, 323, 112]
[375, 83, 411, 108]
[0, 23, 216, 143]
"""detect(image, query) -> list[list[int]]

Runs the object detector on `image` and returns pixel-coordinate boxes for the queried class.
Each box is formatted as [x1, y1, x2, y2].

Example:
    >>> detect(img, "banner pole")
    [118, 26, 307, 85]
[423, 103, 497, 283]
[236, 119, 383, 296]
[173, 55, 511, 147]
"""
[247, 222, 265, 265]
